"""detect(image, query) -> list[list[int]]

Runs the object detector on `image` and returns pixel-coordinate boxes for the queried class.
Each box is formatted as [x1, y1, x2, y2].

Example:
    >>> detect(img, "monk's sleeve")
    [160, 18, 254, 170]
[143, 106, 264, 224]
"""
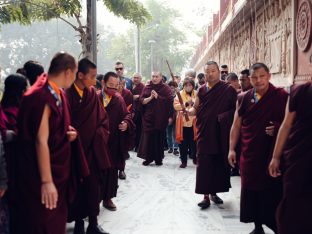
[218, 88, 237, 157]
[289, 85, 303, 112]
[273, 90, 289, 137]
[121, 98, 136, 151]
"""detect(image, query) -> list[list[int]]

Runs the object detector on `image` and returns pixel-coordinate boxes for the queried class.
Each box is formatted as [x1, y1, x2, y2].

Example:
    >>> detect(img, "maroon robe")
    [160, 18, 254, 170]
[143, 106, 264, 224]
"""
[276, 82, 312, 234]
[66, 85, 111, 221]
[98, 91, 135, 199]
[1, 106, 19, 203]
[195, 81, 237, 194]
[13, 74, 88, 234]
[131, 82, 145, 150]
[121, 88, 133, 108]
[137, 82, 172, 163]
[237, 83, 288, 225]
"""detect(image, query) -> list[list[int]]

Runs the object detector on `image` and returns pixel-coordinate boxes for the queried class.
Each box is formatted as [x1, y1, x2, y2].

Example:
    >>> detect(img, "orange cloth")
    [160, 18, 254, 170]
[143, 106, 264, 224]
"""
[127, 104, 132, 111]
[73, 83, 84, 98]
[175, 114, 184, 144]
[102, 92, 112, 108]
[174, 90, 198, 143]
[48, 80, 61, 99]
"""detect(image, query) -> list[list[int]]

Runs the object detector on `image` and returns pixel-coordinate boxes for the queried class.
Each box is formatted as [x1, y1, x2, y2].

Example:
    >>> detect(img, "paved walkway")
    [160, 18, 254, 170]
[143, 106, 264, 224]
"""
[67, 152, 274, 234]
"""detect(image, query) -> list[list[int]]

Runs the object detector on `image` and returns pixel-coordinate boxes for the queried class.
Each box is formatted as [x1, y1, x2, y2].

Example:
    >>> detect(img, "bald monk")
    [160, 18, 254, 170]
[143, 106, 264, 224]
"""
[137, 71, 173, 166]
[98, 72, 135, 211]
[13, 52, 87, 234]
[188, 61, 237, 209]
[66, 58, 111, 234]
[117, 77, 134, 180]
[269, 81, 312, 234]
[131, 73, 145, 152]
[229, 63, 288, 234]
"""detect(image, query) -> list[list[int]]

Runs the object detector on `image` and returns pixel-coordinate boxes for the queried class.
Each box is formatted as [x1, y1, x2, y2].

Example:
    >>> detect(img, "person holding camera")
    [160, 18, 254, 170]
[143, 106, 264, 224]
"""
[174, 78, 197, 168]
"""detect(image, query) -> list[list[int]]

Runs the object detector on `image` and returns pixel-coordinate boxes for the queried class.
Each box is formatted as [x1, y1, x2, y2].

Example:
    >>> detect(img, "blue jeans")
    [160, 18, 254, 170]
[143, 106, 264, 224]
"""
[166, 123, 178, 149]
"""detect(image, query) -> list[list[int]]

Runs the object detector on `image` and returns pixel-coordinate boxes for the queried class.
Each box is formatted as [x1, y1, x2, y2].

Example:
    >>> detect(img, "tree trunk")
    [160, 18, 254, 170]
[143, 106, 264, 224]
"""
[85, 0, 92, 60]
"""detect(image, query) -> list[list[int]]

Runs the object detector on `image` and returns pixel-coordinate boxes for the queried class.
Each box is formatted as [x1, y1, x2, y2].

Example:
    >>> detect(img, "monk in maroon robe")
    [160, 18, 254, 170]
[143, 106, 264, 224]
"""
[269, 82, 312, 234]
[137, 71, 172, 166]
[229, 63, 288, 234]
[66, 58, 111, 234]
[117, 77, 134, 180]
[131, 73, 145, 152]
[13, 52, 85, 234]
[98, 72, 135, 211]
[188, 61, 237, 209]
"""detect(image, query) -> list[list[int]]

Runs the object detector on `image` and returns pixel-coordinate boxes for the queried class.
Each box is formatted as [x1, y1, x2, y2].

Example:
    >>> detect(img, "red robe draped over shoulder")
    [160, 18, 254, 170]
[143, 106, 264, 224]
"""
[276, 82, 312, 234]
[195, 81, 237, 194]
[139, 82, 172, 132]
[238, 83, 288, 190]
[13, 74, 76, 234]
[65, 85, 111, 221]
[97, 92, 135, 169]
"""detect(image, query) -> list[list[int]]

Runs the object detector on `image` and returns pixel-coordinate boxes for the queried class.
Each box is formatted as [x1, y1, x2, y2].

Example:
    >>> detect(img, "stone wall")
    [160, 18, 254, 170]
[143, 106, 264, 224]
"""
[192, 0, 294, 87]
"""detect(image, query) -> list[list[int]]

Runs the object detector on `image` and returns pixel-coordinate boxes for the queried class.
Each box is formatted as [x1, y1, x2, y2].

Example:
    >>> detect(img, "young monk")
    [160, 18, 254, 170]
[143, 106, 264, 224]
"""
[229, 63, 288, 234]
[13, 52, 82, 234]
[117, 77, 134, 180]
[137, 71, 173, 166]
[269, 81, 312, 234]
[98, 72, 135, 211]
[66, 58, 111, 234]
[187, 61, 237, 209]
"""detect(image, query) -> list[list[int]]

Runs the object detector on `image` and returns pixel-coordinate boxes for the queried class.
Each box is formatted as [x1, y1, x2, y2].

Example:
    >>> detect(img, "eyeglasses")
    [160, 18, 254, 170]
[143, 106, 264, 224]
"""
[221, 71, 228, 74]
[115, 68, 123, 71]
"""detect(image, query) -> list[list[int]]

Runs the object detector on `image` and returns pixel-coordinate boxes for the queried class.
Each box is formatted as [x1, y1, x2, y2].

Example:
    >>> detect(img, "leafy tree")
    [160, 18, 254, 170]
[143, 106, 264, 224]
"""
[0, 0, 151, 59]
[107, 0, 192, 80]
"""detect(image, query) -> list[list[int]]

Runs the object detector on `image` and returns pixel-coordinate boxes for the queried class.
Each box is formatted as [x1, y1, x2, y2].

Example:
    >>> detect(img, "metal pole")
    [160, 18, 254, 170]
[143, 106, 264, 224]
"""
[91, 0, 97, 64]
[138, 26, 141, 73]
[134, 25, 140, 72]
[148, 40, 156, 76]
[150, 42, 153, 75]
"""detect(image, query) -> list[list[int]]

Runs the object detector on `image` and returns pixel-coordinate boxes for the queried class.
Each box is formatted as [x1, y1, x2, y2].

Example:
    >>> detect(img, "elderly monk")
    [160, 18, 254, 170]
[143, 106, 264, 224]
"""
[98, 72, 135, 211]
[137, 71, 172, 166]
[66, 58, 111, 234]
[13, 52, 88, 234]
[188, 61, 237, 209]
[131, 73, 145, 152]
[269, 81, 312, 234]
[229, 63, 288, 234]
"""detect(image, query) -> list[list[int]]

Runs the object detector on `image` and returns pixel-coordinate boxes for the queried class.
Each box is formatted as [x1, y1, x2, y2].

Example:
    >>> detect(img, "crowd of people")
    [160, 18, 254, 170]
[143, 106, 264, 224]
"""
[0, 52, 310, 234]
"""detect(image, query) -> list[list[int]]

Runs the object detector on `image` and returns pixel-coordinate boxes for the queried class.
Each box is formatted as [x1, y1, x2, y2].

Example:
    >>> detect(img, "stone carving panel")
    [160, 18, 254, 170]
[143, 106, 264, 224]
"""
[296, 0, 312, 52]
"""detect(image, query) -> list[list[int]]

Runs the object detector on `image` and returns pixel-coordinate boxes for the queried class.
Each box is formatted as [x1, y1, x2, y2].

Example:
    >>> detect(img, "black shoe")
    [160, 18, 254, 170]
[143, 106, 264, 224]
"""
[192, 158, 197, 165]
[168, 148, 173, 153]
[102, 199, 117, 211]
[173, 149, 179, 156]
[155, 161, 163, 166]
[249, 227, 265, 234]
[197, 198, 210, 209]
[142, 160, 152, 166]
[210, 194, 223, 204]
[118, 170, 126, 180]
[86, 225, 109, 234]
[231, 168, 240, 176]
[74, 220, 85, 234]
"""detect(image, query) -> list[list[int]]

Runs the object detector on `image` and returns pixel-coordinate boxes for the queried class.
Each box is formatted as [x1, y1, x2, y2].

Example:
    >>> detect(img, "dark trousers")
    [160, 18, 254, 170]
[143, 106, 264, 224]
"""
[167, 123, 178, 149]
[178, 127, 196, 164]
[133, 113, 142, 151]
